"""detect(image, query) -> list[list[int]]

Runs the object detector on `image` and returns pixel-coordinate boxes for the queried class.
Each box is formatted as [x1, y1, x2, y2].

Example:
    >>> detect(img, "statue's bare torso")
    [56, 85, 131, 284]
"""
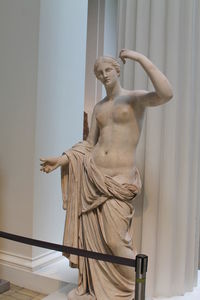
[40, 49, 173, 185]
[86, 50, 173, 185]
[92, 91, 145, 183]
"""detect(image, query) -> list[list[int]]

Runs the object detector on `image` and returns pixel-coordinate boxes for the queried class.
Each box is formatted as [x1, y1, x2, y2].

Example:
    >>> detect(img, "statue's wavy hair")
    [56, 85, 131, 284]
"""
[94, 56, 120, 76]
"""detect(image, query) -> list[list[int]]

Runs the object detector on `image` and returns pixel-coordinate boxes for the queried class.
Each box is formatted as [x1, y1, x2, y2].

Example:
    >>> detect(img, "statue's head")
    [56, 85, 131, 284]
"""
[94, 56, 120, 87]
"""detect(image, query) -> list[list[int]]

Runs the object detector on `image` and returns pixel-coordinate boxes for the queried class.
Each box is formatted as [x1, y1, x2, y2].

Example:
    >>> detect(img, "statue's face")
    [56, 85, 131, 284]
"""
[95, 62, 119, 88]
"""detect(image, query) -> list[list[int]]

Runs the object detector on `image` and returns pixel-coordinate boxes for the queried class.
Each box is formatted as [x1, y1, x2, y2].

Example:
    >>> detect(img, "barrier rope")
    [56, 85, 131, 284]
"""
[0, 231, 135, 267]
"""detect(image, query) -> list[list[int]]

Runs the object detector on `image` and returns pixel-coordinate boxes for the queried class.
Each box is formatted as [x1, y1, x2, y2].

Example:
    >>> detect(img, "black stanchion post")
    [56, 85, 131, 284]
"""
[135, 254, 148, 300]
[0, 279, 10, 294]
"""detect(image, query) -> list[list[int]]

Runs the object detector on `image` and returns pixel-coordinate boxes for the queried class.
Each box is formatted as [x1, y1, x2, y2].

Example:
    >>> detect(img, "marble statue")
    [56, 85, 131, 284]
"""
[40, 49, 173, 299]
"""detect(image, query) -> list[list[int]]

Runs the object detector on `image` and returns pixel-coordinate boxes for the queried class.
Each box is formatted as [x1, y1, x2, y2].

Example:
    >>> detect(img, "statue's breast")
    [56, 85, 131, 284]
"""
[112, 104, 133, 124]
[96, 100, 135, 128]
[96, 109, 111, 128]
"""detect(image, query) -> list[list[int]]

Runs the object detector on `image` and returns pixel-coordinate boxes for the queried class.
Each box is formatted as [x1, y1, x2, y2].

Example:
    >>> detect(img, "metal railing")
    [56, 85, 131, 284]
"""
[0, 231, 148, 299]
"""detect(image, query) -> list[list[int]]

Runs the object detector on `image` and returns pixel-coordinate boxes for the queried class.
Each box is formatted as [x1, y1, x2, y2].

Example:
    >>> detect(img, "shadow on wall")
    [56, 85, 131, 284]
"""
[0, 168, 6, 249]
[199, 245, 200, 270]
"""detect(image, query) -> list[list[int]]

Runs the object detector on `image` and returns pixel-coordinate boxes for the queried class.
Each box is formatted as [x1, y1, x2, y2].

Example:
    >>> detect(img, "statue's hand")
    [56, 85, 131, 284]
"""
[119, 49, 140, 64]
[40, 156, 68, 173]
[40, 154, 69, 174]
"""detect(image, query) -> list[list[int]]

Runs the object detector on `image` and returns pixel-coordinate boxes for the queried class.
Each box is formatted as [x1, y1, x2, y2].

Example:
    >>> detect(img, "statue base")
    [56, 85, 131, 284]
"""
[0, 279, 10, 294]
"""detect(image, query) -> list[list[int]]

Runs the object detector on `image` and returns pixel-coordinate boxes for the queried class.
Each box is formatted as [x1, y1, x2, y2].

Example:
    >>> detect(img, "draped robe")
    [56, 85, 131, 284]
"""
[61, 141, 142, 300]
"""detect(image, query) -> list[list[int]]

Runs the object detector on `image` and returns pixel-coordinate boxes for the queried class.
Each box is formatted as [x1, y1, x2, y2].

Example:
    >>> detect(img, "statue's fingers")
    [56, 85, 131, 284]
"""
[40, 162, 47, 167]
[120, 56, 126, 64]
[119, 49, 126, 55]
[40, 165, 47, 172]
[119, 53, 126, 64]
[44, 166, 51, 173]
[40, 158, 48, 163]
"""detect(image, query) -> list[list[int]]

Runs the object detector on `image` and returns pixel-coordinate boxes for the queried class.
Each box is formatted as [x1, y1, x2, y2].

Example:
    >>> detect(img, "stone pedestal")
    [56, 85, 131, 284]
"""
[0, 279, 10, 294]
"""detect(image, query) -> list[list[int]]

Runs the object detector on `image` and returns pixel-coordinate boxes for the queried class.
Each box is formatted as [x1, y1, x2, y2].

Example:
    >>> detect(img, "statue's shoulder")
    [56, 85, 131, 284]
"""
[121, 88, 139, 99]
[93, 97, 107, 111]
[118, 89, 140, 105]
[121, 89, 150, 106]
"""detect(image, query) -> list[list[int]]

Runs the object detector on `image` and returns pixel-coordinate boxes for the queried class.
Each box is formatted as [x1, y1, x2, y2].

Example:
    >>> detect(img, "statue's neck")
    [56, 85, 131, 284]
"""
[105, 81, 122, 99]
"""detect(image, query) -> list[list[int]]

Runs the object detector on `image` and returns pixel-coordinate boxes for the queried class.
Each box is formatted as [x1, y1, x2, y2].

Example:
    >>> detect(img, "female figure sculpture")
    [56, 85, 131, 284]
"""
[40, 49, 173, 299]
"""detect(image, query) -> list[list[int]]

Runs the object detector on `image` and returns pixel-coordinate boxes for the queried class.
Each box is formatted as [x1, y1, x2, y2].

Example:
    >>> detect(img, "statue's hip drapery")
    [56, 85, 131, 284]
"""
[61, 141, 141, 300]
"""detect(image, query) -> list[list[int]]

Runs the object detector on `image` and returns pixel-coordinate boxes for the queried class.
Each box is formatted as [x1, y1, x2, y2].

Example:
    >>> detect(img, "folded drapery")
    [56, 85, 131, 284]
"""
[61, 141, 141, 299]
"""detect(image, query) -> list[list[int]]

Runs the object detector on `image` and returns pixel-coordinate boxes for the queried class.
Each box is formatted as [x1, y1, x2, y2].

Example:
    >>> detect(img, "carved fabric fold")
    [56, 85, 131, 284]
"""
[61, 141, 141, 299]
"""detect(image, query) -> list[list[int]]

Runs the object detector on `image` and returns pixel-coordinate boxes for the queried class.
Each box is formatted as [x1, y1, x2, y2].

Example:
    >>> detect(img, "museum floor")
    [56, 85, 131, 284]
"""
[36, 259, 200, 300]
[0, 284, 46, 299]
[1, 268, 199, 300]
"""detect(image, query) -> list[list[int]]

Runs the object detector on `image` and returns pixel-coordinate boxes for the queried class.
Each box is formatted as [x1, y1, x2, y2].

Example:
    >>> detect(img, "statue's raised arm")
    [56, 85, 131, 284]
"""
[119, 49, 173, 106]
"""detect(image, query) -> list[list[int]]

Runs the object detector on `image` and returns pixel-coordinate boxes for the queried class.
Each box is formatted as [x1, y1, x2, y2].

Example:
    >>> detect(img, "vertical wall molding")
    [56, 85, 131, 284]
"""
[84, 0, 118, 123]
[84, 0, 105, 125]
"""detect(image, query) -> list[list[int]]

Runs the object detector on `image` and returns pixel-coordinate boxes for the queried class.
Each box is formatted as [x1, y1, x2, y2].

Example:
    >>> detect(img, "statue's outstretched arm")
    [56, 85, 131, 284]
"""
[40, 105, 100, 174]
[119, 49, 173, 106]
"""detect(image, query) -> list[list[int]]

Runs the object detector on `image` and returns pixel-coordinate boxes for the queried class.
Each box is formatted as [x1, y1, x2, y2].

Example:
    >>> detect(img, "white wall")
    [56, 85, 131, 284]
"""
[33, 0, 88, 257]
[0, 0, 88, 281]
[0, 0, 40, 259]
